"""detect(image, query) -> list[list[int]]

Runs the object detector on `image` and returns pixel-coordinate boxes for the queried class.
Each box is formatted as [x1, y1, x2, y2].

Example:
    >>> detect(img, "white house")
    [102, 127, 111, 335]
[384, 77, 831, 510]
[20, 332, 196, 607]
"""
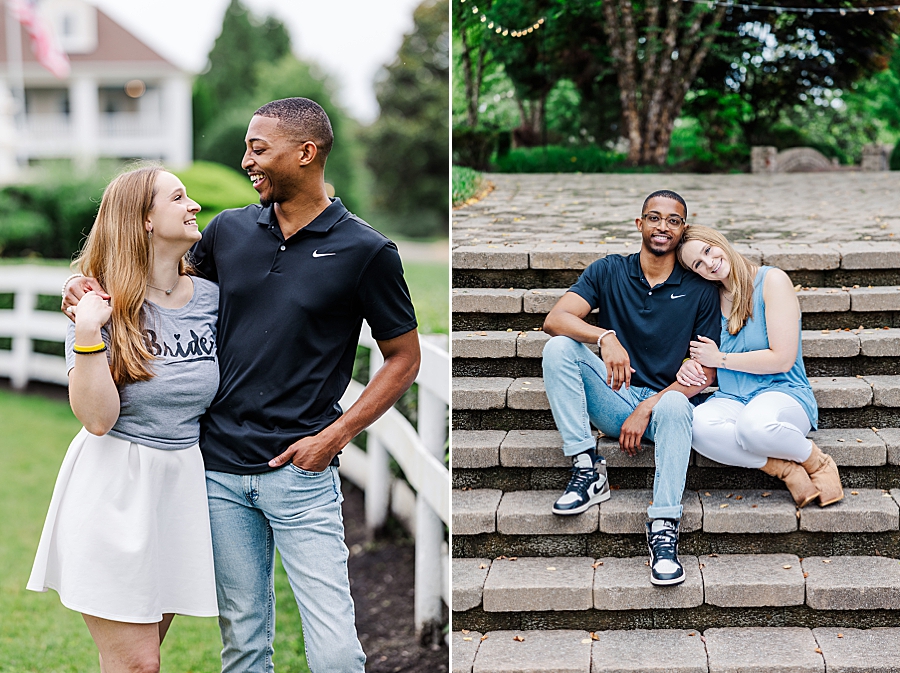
[0, 0, 192, 181]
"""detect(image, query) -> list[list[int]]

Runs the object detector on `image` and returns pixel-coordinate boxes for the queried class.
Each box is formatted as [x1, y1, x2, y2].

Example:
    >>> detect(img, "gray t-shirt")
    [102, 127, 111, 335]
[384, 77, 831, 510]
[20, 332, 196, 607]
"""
[66, 276, 219, 450]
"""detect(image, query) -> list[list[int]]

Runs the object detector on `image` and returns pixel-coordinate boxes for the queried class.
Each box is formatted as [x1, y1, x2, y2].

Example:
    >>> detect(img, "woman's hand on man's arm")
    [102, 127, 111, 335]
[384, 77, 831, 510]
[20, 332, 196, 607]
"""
[62, 276, 109, 322]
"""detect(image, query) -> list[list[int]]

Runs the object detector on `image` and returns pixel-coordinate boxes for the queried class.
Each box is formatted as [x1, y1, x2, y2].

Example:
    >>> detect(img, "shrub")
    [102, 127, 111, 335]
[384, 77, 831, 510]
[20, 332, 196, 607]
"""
[0, 172, 106, 259]
[492, 145, 626, 173]
[891, 143, 900, 170]
[452, 127, 500, 170]
[452, 166, 483, 206]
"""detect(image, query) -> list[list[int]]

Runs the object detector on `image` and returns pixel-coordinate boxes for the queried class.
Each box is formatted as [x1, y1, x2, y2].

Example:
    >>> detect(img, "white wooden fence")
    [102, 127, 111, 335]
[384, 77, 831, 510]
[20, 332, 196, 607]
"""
[0, 265, 450, 638]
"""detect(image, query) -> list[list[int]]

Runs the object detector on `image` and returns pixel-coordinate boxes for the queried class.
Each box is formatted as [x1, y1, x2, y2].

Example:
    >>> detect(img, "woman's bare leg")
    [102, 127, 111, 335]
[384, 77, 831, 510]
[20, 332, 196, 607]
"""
[82, 614, 163, 673]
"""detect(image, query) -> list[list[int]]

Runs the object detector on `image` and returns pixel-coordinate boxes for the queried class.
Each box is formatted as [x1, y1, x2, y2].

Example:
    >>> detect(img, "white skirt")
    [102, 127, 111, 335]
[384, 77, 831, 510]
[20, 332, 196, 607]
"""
[27, 428, 218, 623]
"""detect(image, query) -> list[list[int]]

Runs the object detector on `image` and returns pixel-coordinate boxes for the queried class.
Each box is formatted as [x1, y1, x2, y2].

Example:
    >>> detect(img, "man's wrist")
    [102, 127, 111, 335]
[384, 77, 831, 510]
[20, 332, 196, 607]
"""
[61, 273, 83, 298]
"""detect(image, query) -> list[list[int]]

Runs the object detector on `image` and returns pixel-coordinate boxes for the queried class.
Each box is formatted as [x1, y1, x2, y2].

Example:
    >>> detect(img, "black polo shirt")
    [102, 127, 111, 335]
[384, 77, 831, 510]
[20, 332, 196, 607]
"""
[569, 252, 720, 392]
[191, 198, 417, 474]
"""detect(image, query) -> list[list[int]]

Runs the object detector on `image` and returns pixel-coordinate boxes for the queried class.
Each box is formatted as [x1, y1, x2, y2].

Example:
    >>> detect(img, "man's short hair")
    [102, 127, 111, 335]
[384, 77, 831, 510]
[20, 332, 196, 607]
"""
[642, 189, 688, 219]
[254, 98, 334, 158]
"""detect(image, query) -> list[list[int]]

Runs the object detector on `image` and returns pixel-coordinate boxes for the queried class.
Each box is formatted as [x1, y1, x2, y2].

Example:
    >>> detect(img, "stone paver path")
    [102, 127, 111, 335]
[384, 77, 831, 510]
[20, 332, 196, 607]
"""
[452, 173, 900, 247]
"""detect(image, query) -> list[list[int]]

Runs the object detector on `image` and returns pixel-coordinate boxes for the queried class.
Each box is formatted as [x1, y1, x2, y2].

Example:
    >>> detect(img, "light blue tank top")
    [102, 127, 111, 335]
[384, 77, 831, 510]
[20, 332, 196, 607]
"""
[712, 266, 818, 429]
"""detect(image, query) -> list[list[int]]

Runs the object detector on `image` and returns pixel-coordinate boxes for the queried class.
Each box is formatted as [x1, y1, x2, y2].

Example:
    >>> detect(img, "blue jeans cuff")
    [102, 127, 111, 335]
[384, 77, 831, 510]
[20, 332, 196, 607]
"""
[562, 436, 597, 457]
[647, 504, 683, 521]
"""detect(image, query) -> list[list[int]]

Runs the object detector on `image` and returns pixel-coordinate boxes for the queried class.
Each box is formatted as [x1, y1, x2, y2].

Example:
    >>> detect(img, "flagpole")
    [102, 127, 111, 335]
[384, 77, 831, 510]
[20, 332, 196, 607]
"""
[5, 0, 25, 165]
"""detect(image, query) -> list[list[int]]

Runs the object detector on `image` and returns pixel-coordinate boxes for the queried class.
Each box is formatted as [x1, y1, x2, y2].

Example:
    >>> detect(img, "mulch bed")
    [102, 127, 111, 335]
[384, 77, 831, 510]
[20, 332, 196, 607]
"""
[343, 482, 449, 673]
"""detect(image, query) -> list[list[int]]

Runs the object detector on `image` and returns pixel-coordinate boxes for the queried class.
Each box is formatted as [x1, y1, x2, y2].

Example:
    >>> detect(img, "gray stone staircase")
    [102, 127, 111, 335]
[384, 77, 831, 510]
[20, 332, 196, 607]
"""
[451, 241, 900, 672]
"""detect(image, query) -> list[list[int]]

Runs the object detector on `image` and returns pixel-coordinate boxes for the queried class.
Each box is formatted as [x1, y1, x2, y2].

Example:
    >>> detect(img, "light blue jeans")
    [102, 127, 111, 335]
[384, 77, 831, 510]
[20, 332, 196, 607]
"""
[542, 335, 693, 520]
[206, 465, 366, 673]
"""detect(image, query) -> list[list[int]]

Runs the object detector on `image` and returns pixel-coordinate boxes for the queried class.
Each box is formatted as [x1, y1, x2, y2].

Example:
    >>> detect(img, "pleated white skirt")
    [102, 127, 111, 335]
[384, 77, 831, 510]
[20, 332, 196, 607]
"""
[27, 428, 218, 623]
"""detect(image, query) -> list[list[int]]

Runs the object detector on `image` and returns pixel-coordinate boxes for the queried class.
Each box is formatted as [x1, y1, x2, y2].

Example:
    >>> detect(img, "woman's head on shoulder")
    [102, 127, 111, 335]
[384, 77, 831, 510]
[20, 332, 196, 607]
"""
[676, 224, 759, 335]
[677, 225, 738, 283]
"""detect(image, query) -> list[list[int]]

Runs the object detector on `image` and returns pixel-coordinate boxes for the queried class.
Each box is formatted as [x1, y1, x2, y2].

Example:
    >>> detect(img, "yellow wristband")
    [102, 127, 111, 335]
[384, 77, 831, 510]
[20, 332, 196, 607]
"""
[73, 342, 107, 354]
[682, 357, 691, 363]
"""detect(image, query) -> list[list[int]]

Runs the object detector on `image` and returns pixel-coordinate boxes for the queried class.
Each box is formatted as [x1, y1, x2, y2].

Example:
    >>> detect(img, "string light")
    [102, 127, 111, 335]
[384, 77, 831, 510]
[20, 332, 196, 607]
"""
[671, 0, 900, 13]
[458, 0, 547, 38]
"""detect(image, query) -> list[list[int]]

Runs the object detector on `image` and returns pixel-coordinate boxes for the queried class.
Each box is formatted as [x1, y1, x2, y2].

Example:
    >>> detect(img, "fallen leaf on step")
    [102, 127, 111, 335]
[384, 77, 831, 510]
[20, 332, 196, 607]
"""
[783, 565, 792, 569]
[851, 491, 859, 495]
[462, 630, 470, 634]
[463, 637, 472, 641]
[513, 635, 525, 642]
[591, 632, 599, 640]
[481, 635, 489, 641]
[592, 561, 604, 568]
[823, 559, 831, 563]
[804, 572, 809, 578]
[581, 638, 592, 644]
[838, 633, 843, 638]
[815, 648, 823, 654]
[546, 567, 556, 571]
[720, 504, 729, 508]
[762, 492, 771, 497]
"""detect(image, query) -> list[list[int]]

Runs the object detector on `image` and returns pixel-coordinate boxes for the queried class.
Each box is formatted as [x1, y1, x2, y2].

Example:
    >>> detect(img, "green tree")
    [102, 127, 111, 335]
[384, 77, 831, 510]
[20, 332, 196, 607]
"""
[366, 0, 449, 238]
[193, 0, 291, 148]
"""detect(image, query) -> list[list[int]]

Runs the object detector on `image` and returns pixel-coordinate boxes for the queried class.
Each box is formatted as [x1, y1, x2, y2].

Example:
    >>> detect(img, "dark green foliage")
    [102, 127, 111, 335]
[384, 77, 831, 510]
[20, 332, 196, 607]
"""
[365, 0, 449, 238]
[192, 0, 291, 145]
[455, 1, 900, 169]
[0, 172, 106, 259]
[891, 143, 900, 171]
[193, 1, 371, 215]
[493, 145, 627, 173]
[452, 126, 500, 170]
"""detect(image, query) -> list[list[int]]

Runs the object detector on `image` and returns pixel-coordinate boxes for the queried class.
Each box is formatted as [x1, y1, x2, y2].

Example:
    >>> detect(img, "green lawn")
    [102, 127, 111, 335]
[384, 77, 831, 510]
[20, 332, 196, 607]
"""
[404, 260, 449, 335]
[0, 389, 311, 673]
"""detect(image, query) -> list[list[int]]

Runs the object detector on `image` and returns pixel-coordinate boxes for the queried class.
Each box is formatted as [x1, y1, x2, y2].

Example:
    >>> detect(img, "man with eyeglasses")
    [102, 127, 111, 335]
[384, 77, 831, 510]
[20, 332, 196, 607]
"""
[541, 189, 720, 586]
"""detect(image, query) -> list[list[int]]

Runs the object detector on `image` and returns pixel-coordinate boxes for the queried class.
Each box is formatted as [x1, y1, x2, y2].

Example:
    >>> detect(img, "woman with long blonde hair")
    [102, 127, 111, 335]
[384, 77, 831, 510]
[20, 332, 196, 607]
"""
[676, 225, 843, 508]
[27, 164, 219, 672]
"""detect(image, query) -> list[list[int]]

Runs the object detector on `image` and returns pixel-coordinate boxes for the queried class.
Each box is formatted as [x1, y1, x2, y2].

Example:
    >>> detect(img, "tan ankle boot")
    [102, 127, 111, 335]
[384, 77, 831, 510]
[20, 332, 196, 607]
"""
[801, 442, 844, 507]
[760, 457, 820, 508]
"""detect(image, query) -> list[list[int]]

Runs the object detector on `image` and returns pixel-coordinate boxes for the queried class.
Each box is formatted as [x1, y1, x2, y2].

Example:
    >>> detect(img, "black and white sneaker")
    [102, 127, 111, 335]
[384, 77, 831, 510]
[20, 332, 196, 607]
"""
[551, 451, 610, 515]
[645, 519, 685, 586]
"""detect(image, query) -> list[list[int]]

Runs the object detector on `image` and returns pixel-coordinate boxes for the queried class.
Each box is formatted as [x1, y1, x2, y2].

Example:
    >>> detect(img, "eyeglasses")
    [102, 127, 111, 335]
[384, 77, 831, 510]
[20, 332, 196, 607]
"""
[641, 213, 685, 229]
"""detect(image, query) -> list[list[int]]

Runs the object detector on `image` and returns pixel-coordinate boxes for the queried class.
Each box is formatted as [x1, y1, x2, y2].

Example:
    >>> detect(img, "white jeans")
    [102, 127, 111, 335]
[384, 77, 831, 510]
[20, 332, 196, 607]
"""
[691, 391, 813, 468]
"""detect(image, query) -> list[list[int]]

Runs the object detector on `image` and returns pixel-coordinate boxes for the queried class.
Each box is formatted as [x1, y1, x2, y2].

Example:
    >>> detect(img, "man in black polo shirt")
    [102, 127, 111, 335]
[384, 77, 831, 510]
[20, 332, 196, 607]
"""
[542, 190, 719, 586]
[64, 99, 420, 672]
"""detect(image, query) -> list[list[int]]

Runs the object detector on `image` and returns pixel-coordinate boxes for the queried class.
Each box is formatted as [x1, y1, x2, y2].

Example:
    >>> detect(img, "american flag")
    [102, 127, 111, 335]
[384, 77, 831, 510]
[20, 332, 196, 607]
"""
[7, 0, 70, 79]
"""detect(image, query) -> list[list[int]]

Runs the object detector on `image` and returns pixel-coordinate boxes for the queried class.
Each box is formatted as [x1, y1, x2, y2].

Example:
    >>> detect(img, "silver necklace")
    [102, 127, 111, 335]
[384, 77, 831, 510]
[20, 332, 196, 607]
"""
[147, 275, 180, 295]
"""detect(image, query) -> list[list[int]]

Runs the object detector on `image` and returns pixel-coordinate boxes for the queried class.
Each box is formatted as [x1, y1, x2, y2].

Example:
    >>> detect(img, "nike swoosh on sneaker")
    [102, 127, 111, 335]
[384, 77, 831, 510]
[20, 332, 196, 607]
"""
[670, 293, 686, 299]
[312, 250, 336, 257]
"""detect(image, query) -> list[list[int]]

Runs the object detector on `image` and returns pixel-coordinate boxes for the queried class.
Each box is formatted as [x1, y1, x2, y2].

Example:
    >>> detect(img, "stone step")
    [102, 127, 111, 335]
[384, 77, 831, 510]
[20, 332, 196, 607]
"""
[453, 328, 900, 361]
[452, 488, 900, 538]
[452, 329, 900, 379]
[453, 240, 900, 275]
[452, 286, 900, 315]
[452, 375, 900, 413]
[452, 626, 900, 673]
[452, 428, 900, 471]
[452, 553, 900, 631]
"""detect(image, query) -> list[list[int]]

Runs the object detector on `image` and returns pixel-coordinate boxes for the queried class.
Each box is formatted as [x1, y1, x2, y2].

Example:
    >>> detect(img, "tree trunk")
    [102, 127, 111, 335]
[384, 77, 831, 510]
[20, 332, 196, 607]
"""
[459, 24, 487, 128]
[602, 0, 725, 166]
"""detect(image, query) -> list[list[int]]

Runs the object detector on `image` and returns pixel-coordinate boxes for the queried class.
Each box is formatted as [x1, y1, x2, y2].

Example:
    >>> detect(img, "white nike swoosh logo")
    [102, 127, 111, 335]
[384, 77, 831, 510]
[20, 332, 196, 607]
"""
[671, 293, 686, 299]
[312, 250, 336, 257]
